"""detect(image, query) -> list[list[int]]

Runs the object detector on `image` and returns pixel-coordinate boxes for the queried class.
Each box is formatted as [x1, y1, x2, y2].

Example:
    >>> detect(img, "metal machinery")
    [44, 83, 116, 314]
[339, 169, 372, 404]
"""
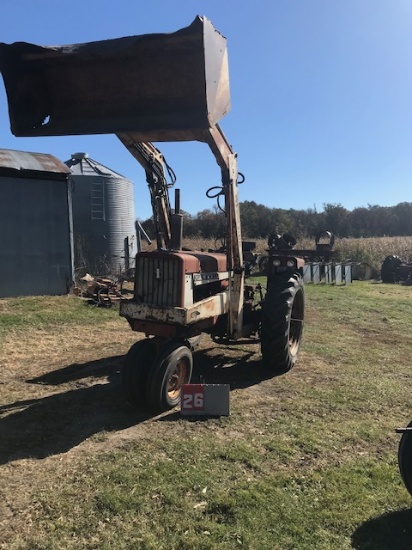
[0, 16, 305, 412]
[259, 230, 336, 274]
[397, 422, 412, 496]
[381, 255, 412, 284]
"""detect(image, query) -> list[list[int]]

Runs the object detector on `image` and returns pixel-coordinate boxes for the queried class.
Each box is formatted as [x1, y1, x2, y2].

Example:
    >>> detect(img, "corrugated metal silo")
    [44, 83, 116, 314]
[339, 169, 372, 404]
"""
[66, 153, 137, 275]
[0, 148, 74, 297]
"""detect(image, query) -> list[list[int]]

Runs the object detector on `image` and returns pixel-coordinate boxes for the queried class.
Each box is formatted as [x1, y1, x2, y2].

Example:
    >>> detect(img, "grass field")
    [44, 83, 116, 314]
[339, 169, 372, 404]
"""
[1, 280, 412, 549]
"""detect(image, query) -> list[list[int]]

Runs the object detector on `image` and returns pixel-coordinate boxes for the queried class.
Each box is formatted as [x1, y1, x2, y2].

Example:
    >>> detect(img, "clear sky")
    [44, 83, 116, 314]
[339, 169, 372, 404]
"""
[0, 0, 411, 221]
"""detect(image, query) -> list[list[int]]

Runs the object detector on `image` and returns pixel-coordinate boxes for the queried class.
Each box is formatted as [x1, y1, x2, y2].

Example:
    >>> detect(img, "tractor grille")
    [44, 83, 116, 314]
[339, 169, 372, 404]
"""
[134, 254, 182, 307]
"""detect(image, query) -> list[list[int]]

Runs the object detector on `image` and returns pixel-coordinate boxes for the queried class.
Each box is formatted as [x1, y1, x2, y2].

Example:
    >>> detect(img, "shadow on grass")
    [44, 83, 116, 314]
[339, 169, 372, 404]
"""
[191, 344, 274, 389]
[0, 357, 153, 465]
[352, 508, 412, 550]
[0, 344, 276, 465]
[28, 343, 273, 390]
[28, 354, 124, 385]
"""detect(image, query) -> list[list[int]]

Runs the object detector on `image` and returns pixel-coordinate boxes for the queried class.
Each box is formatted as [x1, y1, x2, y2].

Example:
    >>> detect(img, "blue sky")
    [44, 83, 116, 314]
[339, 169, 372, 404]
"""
[1, 0, 411, 221]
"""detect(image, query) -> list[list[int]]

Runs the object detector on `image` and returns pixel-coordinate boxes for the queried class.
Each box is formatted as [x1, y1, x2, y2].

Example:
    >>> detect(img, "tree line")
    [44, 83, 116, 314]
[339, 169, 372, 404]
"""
[140, 201, 412, 240]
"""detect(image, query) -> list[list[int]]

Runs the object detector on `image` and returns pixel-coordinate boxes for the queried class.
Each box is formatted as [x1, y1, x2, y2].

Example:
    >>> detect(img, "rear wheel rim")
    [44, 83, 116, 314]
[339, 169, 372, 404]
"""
[167, 359, 189, 400]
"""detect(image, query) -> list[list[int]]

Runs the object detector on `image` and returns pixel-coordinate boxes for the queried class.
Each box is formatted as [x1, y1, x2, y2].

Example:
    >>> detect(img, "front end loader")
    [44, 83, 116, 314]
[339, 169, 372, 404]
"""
[0, 16, 305, 413]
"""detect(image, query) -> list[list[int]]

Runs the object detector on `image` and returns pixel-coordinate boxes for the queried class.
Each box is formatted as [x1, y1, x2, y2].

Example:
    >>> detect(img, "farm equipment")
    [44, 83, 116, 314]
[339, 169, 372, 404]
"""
[0, 16, 305, 412]
[396, 423, 412, 496]
[381, 255, 412, 284]
[258, 230, 336, 274]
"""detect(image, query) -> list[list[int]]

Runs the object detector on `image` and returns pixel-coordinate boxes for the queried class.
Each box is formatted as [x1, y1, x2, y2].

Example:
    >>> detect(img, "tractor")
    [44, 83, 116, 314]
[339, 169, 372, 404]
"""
[0, 16, 305, 413]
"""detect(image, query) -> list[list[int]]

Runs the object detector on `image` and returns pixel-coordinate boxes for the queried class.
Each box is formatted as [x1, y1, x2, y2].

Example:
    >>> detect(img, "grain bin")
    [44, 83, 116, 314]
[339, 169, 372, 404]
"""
[66, 153, 137, 275]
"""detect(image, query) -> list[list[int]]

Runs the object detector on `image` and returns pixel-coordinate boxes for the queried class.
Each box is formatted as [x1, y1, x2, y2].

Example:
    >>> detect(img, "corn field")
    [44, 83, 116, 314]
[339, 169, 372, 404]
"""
[143, 236, 412, 272]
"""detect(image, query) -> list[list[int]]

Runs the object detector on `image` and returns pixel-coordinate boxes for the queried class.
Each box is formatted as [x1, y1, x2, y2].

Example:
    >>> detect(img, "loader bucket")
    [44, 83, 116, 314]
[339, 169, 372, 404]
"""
[0, 16, 230, 141]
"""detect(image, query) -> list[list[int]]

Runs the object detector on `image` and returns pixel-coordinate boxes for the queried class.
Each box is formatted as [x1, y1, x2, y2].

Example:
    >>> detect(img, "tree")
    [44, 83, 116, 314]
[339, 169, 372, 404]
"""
[139, 200, 412, 242]
[322, 203, 349, 236]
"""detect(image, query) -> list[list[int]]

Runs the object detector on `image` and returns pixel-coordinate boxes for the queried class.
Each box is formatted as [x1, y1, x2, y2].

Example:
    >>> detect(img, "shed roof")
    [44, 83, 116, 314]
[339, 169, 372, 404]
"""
[0, 148, 70, 176]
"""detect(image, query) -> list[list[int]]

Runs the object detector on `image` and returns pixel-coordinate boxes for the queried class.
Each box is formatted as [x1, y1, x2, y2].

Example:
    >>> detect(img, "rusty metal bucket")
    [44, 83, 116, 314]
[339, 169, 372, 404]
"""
[0, 16, 230, 141]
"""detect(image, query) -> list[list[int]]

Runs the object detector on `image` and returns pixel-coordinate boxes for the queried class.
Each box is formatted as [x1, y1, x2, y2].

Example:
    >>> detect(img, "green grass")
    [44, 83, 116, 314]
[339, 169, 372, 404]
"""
[0, 295, 116, 332]
[16, 438, 411, 550]
[2, 282, 412, 549]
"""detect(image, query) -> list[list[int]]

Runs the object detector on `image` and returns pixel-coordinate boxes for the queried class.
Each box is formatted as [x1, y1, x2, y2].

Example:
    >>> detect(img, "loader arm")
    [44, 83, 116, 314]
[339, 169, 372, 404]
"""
[116, 135, 172, 250]
[203, 125, 244, 339]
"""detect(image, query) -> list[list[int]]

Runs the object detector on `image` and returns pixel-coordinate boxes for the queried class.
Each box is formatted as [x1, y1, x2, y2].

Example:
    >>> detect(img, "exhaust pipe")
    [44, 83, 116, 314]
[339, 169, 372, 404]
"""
[170, 189, 183, 251]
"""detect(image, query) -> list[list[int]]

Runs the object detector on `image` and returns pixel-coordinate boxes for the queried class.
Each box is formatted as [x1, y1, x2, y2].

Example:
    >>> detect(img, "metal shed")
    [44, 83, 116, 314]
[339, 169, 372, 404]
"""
[0, 148, 74, 297]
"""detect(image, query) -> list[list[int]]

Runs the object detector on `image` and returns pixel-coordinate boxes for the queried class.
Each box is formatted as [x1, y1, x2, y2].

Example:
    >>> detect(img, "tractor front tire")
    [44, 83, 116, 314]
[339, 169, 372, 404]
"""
[398, 421, 412, 496]
[260, 274, 305, 374]
[122, 338, 156, 407]
[146, 343, 193, 413]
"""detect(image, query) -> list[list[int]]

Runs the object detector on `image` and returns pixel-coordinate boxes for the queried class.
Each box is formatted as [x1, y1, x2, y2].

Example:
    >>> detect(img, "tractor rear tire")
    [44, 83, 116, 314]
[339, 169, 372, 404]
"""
[122, 338, 155, 407]
[398, 421, 412, 496]
[260, 274, 305, 374]
[146, 343, 193, 413]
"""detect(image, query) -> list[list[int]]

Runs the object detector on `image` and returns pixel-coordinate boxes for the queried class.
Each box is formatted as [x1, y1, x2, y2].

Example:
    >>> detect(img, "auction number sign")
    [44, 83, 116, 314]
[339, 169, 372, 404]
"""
[181, 384, 205, 412]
